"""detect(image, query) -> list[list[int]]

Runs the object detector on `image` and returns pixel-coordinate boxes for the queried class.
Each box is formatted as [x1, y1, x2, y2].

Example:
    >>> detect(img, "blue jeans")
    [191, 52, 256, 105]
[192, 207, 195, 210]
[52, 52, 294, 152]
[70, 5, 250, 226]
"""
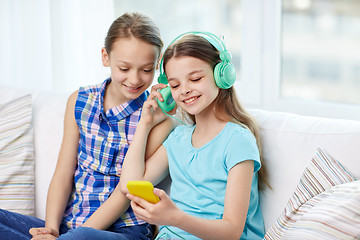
[0, 209, 153, 240]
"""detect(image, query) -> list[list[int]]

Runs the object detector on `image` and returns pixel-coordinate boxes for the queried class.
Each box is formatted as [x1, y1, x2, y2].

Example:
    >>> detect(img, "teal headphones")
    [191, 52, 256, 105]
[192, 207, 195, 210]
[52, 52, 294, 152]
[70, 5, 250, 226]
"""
[157, 31, 236, 112]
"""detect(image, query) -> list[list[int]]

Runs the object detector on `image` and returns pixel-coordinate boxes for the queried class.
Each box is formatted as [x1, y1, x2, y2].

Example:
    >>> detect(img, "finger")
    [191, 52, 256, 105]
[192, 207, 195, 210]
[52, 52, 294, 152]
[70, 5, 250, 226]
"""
[126, 193, 137, 202]
[41, 229, 50, 235]
[143, 99, 156, 111]
[130, 200, 151, 222]
[127, 193, 152, 208]
[154, 188, 168, 200]
[32, 234, 45, 240]
[148, 90, 164, 103]
[29, 228, 46, 236]
[130, 199, 144, 212]
[151, 83, 167, 92]
[150, 84, 169, 102]
[35, 234, 55, 240]
[31, 235, 45, 240]
[29, 228, 39, 236]
[147, 99, 159, 111]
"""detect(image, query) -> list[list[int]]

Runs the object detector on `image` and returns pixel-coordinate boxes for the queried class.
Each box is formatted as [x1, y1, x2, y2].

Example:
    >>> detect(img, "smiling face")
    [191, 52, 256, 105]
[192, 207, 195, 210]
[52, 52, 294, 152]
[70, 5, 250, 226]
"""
[165, 56, 219, 116]
[102, 36, 159, 103]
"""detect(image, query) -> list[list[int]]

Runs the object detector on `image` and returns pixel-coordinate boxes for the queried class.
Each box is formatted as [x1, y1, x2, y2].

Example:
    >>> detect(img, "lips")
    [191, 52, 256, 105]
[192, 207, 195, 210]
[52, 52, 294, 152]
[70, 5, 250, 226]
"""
[183, 96, 199, 104]
[124, 84, 142, 93]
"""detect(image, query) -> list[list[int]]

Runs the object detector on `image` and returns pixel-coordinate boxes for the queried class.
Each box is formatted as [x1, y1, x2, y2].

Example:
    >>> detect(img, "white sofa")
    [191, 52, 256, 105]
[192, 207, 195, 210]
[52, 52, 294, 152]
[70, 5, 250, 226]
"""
[2, 88, 360, 236]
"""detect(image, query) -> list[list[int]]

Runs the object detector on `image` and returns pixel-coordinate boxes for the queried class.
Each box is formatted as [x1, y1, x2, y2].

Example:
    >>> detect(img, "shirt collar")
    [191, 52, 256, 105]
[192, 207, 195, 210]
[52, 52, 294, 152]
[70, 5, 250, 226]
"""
[98, 78, 149, 121]
[98, 78, 111, 121]
[111, 90, 148, 121]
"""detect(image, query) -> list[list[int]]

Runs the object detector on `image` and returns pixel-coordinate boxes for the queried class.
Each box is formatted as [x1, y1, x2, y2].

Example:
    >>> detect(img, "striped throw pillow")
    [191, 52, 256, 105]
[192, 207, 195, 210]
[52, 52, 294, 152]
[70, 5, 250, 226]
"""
[0, 94, 35, 215]
[264, 148, 356, 240]
[282, 180, 360, 240]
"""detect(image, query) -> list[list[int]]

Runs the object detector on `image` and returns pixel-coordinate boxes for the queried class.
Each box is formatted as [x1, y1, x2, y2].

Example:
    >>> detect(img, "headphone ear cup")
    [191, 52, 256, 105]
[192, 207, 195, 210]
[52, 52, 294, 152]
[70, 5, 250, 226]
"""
[157, 73, 168, 84]
[214, 61, 236, 89]
[157, 87, 176, 112]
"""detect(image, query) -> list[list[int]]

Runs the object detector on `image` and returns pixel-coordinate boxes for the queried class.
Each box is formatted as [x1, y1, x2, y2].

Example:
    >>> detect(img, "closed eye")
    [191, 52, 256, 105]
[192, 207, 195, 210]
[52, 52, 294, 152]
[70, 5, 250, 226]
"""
[143, 68, 154, 73]
[191, 77, 202, 82]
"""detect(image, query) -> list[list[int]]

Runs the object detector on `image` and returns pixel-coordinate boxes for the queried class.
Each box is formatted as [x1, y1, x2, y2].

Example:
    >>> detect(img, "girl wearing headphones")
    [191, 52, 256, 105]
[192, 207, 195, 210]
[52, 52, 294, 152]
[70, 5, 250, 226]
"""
[120, 32, 268, 240]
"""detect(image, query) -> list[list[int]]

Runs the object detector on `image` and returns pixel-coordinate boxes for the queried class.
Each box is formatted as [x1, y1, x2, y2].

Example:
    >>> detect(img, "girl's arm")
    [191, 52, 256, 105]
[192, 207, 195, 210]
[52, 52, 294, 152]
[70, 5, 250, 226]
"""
[81, 118, 173, 229]
[45, 91, 79, 233]
[119, 85, 174, 193]
[30, 91, 79, 238]
[129, 160, 254, 240]
[82, 84, 175, 229]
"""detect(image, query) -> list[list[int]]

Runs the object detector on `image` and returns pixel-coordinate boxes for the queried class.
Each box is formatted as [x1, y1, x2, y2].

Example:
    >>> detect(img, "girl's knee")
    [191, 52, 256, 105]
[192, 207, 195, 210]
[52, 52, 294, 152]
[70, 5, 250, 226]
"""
[0, 209, 9, 224]
[0, 208, 10, 217]
[0, 209, 17, 223]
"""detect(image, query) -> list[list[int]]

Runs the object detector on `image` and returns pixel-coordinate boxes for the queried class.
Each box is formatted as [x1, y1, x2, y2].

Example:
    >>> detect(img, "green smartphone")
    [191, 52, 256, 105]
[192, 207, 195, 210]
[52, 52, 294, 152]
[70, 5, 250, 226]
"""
[126, 181, 160, 204]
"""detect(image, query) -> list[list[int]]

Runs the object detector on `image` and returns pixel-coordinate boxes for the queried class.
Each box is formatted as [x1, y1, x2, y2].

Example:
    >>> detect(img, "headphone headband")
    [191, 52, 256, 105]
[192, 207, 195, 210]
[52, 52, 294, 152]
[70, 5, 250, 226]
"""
[158, 31, 230, 84]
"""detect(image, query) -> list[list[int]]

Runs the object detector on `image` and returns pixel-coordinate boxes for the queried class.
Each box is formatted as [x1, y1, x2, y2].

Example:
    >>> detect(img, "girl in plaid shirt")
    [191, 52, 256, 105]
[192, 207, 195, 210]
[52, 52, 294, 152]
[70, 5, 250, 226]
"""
[0, 12, 173, 240]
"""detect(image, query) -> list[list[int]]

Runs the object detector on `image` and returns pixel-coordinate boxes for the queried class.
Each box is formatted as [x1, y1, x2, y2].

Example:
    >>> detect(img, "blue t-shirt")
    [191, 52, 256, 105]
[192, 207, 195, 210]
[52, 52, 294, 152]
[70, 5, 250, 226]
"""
[158, 122, 265, 240]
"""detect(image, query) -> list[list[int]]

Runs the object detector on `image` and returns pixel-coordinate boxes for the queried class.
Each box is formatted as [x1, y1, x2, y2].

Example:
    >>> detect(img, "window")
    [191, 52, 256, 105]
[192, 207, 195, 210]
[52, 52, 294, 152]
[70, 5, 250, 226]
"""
[281, 0, 360, 105]
[259, 0, 360, 120]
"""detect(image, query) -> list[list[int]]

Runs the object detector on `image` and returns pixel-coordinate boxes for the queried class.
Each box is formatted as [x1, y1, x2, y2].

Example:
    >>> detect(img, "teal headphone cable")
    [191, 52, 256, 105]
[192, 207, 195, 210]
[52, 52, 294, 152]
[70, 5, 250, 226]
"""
[155, 226, 186, 240]
[162, 110, 187, 126]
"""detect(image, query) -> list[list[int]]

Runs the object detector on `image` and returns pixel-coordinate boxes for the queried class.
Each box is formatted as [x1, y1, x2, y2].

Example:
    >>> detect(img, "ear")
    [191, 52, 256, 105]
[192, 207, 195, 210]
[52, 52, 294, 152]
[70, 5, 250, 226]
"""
[156, 53, 163, 70]
[101, 47, 110, 67]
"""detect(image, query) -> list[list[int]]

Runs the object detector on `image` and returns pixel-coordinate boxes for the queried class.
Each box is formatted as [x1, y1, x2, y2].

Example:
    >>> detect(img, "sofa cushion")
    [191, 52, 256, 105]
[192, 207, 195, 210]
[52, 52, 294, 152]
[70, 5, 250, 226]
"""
[0, 92, 35, 215]
[249, 109, 360, 230]
[32, 91, 69, 218]
[264, 148, 356, 239]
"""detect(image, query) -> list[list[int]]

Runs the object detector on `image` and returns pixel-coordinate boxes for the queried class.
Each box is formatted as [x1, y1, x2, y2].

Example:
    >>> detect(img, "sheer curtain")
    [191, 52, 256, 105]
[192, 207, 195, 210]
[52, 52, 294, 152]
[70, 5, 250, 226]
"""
[0, 0, 114, 93]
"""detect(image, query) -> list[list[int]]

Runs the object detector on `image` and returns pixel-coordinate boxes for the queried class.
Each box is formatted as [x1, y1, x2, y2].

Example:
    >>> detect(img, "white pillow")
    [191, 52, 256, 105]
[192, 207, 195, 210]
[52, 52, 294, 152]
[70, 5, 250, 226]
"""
[0, 94, 35, 215]
[264, 148, 356, 239]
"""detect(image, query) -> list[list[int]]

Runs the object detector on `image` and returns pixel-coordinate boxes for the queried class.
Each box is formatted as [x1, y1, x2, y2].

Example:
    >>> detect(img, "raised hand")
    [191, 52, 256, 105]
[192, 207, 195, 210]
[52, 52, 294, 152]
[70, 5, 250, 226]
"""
[140, 83, 176, 127]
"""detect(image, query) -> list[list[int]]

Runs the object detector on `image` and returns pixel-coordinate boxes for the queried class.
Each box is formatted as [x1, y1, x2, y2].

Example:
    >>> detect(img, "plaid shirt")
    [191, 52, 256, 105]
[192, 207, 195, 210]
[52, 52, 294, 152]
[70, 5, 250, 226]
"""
[62, 78, 148, 229]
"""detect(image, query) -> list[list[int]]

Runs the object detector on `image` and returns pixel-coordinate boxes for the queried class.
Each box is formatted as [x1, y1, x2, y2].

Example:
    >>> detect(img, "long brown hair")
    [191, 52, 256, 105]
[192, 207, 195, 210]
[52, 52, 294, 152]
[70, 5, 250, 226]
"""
[104, 12, 163, 55]
[163, 34, 270, 190]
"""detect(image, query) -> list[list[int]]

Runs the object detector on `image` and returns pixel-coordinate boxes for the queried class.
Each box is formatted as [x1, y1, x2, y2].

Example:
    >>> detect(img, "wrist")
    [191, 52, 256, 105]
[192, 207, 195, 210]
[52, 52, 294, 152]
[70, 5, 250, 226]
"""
[43, 226, 59, 237]
[171, 208, 187, 228]
[44, 222, 59, 235]
[138, 118, 155, 132]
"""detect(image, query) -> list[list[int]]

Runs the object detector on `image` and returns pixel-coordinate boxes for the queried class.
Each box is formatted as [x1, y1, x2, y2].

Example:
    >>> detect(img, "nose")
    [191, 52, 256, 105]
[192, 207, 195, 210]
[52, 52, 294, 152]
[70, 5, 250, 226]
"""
[128, 70, 141, 86]
[180, 83, 192, 95]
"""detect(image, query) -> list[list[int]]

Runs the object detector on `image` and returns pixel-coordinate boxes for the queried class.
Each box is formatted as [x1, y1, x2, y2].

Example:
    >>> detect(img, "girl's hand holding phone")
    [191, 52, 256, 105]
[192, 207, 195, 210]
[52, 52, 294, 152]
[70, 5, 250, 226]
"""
[126, 185, 182, 227]
[126, 181, 160, 204]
